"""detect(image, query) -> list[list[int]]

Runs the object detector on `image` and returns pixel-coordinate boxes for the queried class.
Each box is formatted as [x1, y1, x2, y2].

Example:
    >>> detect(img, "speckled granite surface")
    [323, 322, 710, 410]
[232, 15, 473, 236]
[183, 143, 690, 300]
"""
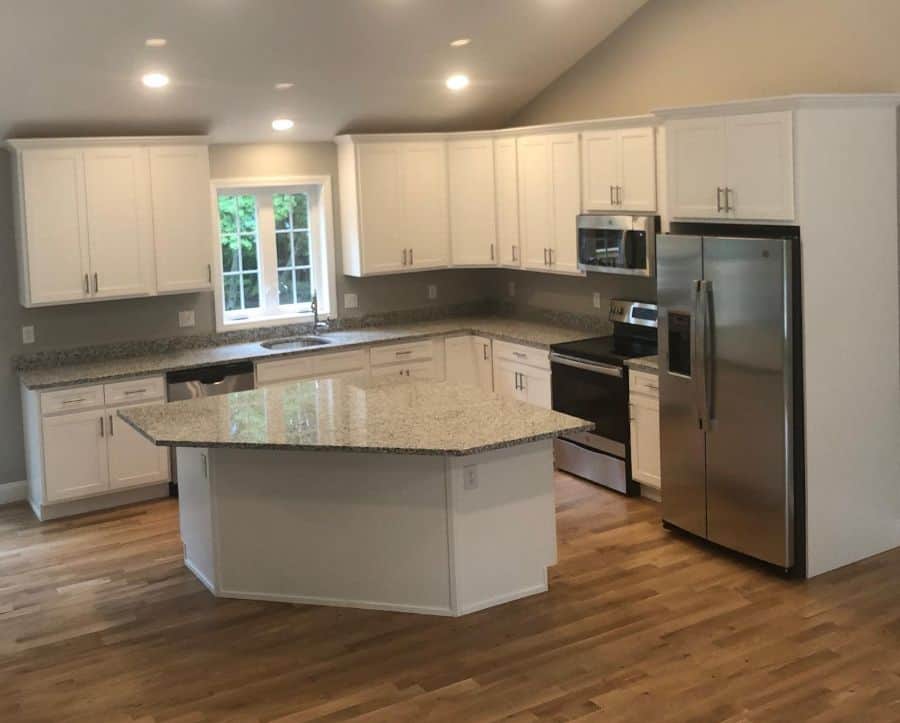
[118, 378, 592, 456]
[19, 317, 595, 390]
[625, 355, 659, 374]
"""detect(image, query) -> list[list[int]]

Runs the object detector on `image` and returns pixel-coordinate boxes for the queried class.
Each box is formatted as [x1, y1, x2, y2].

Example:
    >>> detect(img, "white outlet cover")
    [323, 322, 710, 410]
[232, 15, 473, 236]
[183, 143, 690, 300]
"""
[344, 292, 359, 309]
[463, 465, 478, 490]
[427, 284, 437, 300]
[21, 325, 35, 344]
[593, 292, 602, 309]
[178, 310, 196, 328]
[508, 281, 516, 297]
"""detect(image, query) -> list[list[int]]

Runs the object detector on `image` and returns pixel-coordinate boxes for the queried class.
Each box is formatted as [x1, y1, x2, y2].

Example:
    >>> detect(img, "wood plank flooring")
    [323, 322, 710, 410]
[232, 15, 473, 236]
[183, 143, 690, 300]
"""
[2, 473, 900, 722]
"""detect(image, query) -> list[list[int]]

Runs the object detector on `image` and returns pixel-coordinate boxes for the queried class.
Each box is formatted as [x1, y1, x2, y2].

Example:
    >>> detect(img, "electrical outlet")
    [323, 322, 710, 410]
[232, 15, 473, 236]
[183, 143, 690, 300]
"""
[344, 292, 359, 309]
[21, 325, 35, 344]
[178, 310, 196, 328]
[427, 284, 438, 300]
[508, 281, 516, 297]
[463, 466, 478, 490]
[593, 292, 602, 309]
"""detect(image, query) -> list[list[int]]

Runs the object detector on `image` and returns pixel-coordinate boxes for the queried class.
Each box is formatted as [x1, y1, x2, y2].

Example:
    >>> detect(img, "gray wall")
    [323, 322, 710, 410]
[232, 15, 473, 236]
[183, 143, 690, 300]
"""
[512, 0, 900, 125]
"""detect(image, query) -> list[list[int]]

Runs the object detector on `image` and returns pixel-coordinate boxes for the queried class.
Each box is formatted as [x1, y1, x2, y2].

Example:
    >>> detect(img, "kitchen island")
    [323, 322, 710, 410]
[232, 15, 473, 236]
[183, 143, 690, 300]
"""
[120, 378, 590, 616]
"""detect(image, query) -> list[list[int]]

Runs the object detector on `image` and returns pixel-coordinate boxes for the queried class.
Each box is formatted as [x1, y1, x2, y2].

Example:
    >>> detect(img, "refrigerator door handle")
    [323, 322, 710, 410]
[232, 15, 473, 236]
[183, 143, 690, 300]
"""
[692, 280, 709, 429]
[701, 279, 714, 423]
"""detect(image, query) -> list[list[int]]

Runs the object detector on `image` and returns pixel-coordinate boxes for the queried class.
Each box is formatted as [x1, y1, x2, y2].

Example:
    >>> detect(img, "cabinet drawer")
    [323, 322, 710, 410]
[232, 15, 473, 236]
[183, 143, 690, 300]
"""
[370, 358, 437, 380]
[41, 385, 105, 416]
[315, 349, 369, 376]
[629, 370, 659, 398]
[492, 340, 550, 370]
[370, 339, 434, 367]
[256, 349, 369, 386]
[104, 376, 166, 406]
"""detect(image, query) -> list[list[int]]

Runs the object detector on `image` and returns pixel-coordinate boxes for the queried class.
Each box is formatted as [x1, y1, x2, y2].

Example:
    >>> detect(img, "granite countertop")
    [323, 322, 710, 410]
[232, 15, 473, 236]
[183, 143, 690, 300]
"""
[118, 377, 593, 456]
[19, 317, 592, 391]
[625, 355, 659, 374]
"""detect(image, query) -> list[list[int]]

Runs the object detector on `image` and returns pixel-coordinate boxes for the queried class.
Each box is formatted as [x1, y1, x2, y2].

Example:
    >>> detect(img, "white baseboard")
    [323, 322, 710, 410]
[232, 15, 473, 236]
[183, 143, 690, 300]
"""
[0, 481, 27, 506]
[216, 587, 456, 617]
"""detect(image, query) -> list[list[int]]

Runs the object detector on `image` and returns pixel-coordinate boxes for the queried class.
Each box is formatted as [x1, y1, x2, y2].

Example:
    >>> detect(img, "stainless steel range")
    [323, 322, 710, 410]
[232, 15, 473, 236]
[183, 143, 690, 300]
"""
[550, 300, 658, 495]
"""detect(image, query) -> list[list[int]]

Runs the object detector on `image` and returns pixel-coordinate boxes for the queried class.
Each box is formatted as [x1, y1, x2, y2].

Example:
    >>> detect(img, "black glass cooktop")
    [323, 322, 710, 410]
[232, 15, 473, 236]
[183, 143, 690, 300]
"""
[551, 335, 657, 367]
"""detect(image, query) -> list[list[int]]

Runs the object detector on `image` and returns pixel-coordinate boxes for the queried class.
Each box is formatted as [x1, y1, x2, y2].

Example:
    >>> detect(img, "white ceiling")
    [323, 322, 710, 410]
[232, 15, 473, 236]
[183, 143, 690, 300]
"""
[0, 0, 647, 143]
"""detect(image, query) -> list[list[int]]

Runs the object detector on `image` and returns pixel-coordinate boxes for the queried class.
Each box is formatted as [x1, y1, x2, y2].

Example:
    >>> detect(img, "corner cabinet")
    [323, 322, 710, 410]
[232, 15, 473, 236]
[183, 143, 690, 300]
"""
[336, 136, 450, 276]
[666, 111, 794, 221]
[8, 137, 213, 308]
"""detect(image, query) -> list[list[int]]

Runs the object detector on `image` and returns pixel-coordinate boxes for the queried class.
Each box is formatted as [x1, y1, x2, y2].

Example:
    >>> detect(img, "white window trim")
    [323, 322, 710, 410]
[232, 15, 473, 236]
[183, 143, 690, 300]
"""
[209, 175, 337, 333]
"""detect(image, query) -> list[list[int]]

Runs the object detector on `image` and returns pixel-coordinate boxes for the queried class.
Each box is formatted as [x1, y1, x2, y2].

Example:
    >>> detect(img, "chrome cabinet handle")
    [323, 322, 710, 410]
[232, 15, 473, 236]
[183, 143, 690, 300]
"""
[63, 398, 87, 405]
[513, 351, 527, 359]
[83, 274, 90, 294]
[395, 350, 413, 356]
[207, 264, 212, 283]
[548, 248, 554, 266]
[490, 243, 495, 261]
[716, 187, 724, 213]
[512, 245, 518, 262]
[99, 416, 105, 438]
[514, 372, 520, 390]
[617, 186, 623, 205]
[725, 187, 734, 213]
[109, 415, 114, 436]
[93, 273, 99, 293]
[483, 343, 489, 361]
[124, 388, 148, 396]
[409, 248, 413, 265]
[610, 185, 615, 205]
[402, 249, 407, 266]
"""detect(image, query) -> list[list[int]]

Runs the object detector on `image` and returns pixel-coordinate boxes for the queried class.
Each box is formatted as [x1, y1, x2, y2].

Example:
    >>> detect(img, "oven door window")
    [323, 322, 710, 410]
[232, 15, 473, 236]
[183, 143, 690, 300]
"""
[551, 362, 628, 443]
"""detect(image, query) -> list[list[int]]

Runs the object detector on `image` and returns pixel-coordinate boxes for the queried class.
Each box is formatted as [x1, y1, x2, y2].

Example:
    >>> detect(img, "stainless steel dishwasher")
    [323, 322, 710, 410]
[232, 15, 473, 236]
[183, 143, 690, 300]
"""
[165, 361, 255, 494]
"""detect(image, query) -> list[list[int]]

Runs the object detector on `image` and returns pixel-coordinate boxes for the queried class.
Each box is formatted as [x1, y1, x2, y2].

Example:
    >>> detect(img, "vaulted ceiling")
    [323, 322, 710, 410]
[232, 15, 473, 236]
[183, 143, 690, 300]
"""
[0, 0, 647, 142]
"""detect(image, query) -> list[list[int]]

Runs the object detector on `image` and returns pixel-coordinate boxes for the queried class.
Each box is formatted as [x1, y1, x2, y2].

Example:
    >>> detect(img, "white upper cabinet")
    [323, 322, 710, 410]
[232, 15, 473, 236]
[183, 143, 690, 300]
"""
[548, 133, 582, 274]
[82, 146, 154, 299]
[667, 111, 794, 221]
[494, 137, 520, 267]
[9, 137, 213, 308]
[582, 127, 656, 212]
[149, 145, 214, 294]
[15, 148, 91, 305]
[448, 138, 497, 266]
[338, 138, 449, 276]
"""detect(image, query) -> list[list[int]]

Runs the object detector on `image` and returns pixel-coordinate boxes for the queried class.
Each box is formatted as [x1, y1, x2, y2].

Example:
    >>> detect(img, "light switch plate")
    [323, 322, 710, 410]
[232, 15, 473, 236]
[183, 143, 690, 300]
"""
[427, 284, 437, 300]
[344, 292, 359, 310]
[508, 281, 516, 297]
[178, 310, 196, 328]
[21, 325, 35, 344]
[593, 292, 602, 309]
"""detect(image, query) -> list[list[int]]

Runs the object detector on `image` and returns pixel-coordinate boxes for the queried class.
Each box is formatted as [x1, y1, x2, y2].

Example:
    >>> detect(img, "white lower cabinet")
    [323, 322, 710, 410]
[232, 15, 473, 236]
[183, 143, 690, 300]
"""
[107, 404, 171, 490]
[492, 341, 552, 409]
[370, 339, 445, 381]
[445, 335, 493, 391]
[628, 370, 661, 494]
[42, 409, 109, 501]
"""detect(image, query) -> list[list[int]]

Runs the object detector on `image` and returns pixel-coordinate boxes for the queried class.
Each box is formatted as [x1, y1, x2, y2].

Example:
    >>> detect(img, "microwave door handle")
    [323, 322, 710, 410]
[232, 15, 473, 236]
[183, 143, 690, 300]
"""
[692, 280, 708, 429]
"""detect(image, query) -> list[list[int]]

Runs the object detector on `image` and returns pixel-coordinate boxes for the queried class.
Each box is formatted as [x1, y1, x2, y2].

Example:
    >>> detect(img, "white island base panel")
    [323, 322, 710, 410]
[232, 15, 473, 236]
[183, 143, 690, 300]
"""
[176, 439, 557, 616]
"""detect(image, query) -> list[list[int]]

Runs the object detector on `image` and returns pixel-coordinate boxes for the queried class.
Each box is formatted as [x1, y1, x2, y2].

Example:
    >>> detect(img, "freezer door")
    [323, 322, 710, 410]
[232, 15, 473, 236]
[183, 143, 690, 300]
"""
[702, 236, 793, 567]
[658, 235, 707, 537]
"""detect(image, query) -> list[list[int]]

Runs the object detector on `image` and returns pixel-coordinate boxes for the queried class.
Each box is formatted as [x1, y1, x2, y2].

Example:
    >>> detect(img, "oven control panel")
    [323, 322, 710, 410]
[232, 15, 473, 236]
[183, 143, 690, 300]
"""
[609, 300, 658, 328]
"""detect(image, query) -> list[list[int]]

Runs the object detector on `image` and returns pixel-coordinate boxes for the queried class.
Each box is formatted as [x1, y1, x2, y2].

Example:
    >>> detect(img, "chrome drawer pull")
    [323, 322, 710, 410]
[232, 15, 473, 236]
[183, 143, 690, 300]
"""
[62, 398, 88, 405]
[124, 388, 149, 396]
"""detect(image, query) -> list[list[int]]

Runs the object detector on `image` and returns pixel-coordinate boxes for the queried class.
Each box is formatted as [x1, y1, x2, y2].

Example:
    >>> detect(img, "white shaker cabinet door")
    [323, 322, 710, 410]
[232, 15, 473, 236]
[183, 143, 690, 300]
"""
[629, 395, 661, 488]
[107, 406, 170, 490]
[149, 145, 214, 293]
[445, 335, 480, 388]
[403, 142, 450, 269]
[548, 133, 582, 275]
[619, 127, 657, 212]
[448, 139, 497, 266]
[667, 117, 727, 219]
[516, 135, 552, 271]
[82, 146, 155, 299]
[522, 367, 552, 410]
[492, 359, 528, 403]
[581, 129, 619, 211]
[19, 149, 91, 305]
[42, 410, 109, 502]
[357, 143, 406, 274]
[494, 137, 521, 267]
[473, 336, 494, 392]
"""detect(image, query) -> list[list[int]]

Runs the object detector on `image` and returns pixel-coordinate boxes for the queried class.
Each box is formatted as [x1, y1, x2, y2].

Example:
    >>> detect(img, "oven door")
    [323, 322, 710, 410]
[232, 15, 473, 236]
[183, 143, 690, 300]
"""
[550, 353, 627, 457]
[577, 225, 652, 277]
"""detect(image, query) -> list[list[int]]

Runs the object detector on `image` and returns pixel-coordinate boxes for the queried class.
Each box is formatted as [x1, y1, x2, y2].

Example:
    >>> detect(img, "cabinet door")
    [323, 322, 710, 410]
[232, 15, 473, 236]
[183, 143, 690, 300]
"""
[629, 396, 661, 488]
[445, 335, 479, 388]
[149, 145, 214, 293]
[522, 367, 552, 410]
[725, 112, 794, 221]
[107, 406, 170, 490]
[667, 117, 727, 219]
[581, 129, 619, 211]
[19, 149, 90, 305]
[42, 410, 109, 501]
[516, 135, 552, 271]
[448, 139, 497, 266]
[492, 359, 528, 403]
[473, 335, 494, 392]
[619, 127, 657, 212]
[82, 146, 154, 298]
[357, 143, 405, 273]
[494, 138, 521, 267]
[403, 142, 449, 269]
[548, 133, 582, 274]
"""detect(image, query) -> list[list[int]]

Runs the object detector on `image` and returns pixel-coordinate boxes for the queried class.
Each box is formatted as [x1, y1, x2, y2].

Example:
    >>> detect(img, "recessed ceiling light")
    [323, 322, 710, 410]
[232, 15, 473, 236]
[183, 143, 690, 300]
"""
[274, 82, 294, 91]
[145, 38, 167, 47]
[272, 118, 295, 131]
[450, 38, 471, 47]
[141, 72, 170, 88]
[445, 74, 470, 91]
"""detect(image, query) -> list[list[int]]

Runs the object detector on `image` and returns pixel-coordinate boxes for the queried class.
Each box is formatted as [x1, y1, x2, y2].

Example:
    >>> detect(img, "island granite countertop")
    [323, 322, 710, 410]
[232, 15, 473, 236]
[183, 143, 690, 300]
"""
[118, 377, 593, 456]
[19, 317, 593, 391]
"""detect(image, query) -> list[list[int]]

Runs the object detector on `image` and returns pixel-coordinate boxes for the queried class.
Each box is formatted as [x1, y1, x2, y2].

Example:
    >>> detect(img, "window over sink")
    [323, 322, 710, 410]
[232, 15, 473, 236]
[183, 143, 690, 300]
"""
[211, 176, 336, 332]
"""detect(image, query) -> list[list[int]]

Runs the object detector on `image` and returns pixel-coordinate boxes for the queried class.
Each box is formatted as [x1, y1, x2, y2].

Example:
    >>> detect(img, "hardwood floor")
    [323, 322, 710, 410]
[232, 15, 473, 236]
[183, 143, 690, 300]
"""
[2, 474, 900, 722]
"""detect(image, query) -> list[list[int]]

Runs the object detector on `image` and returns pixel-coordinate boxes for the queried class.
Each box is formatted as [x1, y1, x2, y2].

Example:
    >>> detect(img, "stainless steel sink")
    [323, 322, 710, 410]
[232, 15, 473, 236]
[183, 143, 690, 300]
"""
[260, 336, 331, 351]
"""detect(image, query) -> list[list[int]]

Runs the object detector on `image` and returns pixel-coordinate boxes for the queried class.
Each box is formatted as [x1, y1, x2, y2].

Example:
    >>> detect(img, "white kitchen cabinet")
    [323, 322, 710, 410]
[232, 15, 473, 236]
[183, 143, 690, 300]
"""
[628, 370, 661, 494]
[448, 139, 497, 266]
[149, 145, 214, 293]
[582, 126, 656, 212]
[492, 341, 552, 409]
[107, 403, 171, 490]
[445, 335, 493, 391]
[494, 137, 520, 267]
[338, 138, 449, 275]
[517, 133, 583, 275]
[667, 111, 794, 221]
[82, 146, 155, 299]
[369, 338, 445, 382]
[42, 409, 109, 502]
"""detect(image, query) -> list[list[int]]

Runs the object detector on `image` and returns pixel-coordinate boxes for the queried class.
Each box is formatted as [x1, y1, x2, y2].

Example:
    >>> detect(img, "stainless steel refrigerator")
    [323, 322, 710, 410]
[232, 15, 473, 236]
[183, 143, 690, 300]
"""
[657, 232, 801, 570]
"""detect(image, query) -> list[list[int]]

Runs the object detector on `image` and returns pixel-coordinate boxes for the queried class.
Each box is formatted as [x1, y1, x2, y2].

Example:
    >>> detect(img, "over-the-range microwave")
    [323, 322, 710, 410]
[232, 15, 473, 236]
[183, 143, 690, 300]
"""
[577, 214, 659, 277]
